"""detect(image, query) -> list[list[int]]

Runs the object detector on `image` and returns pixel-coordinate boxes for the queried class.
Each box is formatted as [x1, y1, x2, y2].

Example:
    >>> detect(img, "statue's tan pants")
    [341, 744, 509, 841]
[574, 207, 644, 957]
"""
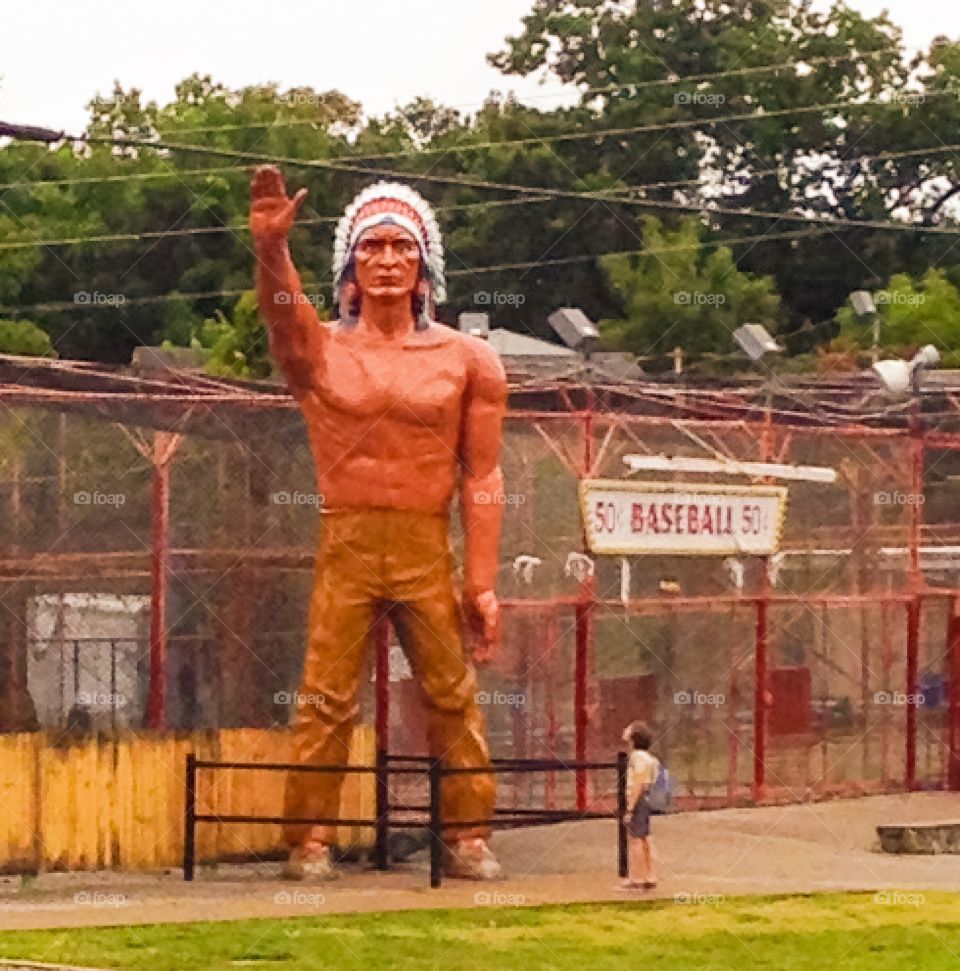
[283, 508, 495, 847]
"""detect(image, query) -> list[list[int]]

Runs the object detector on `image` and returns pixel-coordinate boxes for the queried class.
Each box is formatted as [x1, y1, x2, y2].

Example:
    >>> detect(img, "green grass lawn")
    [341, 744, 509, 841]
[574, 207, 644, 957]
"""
[2, 893, 959, 970]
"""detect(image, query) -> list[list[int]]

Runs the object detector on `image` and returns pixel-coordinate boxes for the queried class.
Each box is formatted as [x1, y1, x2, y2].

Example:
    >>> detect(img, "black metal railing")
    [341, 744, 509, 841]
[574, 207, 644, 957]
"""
[184, 751, 630, 888]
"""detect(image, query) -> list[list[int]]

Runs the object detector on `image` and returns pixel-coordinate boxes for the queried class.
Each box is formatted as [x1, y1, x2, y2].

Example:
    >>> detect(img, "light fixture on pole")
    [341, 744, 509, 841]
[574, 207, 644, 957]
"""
[872, 345, 940, 396]
[733, 324, 783, 362]
[849, 290, 879, 362]
[548, 308, 599, 358]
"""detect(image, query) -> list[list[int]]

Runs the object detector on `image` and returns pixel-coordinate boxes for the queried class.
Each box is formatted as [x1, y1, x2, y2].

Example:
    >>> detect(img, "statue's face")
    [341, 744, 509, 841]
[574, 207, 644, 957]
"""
[353, 224, 422, 300]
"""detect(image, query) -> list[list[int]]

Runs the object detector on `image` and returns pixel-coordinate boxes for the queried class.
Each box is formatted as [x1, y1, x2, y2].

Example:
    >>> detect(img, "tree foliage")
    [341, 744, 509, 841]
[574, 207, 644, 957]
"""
[837, 269, 960, 356]
[0, 319, 56, 357]
[2, 3, 960, 369]
[600, 217, 781, 363]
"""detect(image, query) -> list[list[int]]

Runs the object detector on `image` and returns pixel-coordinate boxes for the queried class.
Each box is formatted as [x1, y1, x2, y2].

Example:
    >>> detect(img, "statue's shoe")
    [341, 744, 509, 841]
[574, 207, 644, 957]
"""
[443, 838, 502, 881]
[283, 841, 337, 881]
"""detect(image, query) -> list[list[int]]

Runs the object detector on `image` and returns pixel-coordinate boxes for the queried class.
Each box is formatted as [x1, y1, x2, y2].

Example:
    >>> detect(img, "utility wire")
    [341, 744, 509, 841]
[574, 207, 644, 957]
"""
[8, 135, 960, 197]
[155, 92, 957, 162]
[156, 47, 902, 133]
[76, 129, 960, 238]
[4, 88, 950, 171]
[6, 135, 960, 251]
[3, 119, 959, 258]
[0, 226, 839, 315]
[0, 195, 560, 251]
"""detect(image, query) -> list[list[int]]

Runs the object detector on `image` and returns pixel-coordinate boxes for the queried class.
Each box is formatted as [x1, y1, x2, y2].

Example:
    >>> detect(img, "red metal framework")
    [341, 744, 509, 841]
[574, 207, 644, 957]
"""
[3, 353, 960, 804]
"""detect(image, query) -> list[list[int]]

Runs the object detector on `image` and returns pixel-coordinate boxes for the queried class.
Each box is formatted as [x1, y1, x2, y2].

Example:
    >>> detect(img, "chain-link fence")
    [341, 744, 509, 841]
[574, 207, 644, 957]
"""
[2, 395, 960, 811]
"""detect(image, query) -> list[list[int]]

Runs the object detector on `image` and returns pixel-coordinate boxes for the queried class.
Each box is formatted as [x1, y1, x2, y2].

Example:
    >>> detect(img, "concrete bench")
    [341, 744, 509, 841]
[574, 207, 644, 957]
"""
[877, 821, 960, 854]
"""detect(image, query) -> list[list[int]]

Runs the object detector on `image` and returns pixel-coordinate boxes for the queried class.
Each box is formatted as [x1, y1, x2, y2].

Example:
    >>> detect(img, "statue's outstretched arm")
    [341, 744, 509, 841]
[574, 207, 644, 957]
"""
[250, 165, 326, 399]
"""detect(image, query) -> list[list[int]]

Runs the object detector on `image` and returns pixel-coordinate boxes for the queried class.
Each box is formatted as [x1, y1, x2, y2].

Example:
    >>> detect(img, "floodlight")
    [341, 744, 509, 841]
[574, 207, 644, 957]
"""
[872, 344, 941, 395]
[548, 308, 599, 351]
[733, 324, 783, 361]
[850, 291, 877, 317]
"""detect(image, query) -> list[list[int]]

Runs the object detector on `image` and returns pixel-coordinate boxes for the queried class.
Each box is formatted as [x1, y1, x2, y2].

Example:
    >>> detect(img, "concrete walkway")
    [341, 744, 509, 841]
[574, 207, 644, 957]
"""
[1, 793, 958, 930]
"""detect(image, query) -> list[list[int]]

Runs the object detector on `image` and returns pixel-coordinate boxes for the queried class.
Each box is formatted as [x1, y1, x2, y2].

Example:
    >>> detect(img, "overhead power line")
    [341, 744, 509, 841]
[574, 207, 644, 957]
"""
[0, 165, 257, 192]
[73, 128, 960, 239]
[155, 47, 901, 134]
[157, 92, 957, 163]
[0, 226, 850, 316]
[0, 195, 560, 252]
[2, 115, 959, 258]
[4, 87, 948, 177]
[4, 134, 960, 214]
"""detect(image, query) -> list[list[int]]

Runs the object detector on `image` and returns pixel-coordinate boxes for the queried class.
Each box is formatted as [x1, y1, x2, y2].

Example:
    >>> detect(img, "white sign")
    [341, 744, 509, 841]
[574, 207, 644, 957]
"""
[580, 480, 788, 556]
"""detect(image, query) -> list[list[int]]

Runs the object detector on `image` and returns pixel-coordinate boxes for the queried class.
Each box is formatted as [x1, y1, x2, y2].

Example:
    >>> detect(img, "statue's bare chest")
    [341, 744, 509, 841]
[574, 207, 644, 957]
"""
[316, 336, 467, 427]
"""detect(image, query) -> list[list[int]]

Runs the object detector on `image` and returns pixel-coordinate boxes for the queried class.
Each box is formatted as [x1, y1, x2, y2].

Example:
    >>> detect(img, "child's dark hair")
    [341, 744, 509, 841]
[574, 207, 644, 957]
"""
[629, 722, 652, 751]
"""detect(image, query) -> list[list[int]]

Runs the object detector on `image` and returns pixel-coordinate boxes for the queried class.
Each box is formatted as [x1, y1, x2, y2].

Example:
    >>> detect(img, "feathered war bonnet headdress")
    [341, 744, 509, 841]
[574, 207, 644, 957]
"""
[332, 182, 446, 323]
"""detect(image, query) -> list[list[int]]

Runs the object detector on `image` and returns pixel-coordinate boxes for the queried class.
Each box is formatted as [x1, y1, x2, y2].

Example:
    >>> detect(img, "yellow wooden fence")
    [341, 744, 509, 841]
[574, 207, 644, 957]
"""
[0, 726, 375, 873]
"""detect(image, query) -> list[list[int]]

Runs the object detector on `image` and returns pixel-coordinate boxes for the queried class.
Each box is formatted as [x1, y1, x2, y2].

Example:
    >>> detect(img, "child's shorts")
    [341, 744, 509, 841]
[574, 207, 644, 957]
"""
[627, 798, 651, 838]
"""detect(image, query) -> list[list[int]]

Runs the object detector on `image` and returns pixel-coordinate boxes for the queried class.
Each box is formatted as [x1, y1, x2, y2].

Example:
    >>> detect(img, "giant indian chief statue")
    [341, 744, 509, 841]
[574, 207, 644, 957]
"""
[249, 166, 507, 881]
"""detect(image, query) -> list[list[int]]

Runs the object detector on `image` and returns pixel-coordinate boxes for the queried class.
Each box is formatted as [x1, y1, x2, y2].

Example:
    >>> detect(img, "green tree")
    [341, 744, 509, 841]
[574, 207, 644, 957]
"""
[163, 290, 277, 379]
[836, 269, 960, 356]
[5, 1, 960, 368]
[600, 216, 781, 363]
[0, 319, 56, 356]
[491, 0, 910, 344]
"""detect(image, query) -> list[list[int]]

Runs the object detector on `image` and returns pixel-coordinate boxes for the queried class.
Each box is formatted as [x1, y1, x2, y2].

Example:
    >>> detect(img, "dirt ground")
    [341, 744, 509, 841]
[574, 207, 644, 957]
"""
[1, 793, 958, 931]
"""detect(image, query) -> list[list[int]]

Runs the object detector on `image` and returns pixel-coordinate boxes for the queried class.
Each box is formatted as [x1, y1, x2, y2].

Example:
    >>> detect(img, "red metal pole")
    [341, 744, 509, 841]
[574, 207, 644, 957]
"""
[375, 616, 390, 754]
[545, 611, 558, 810]
[146, 446, 170, 730]
[949, 604, 960, 792]
[905, 597, 921, 791]
[909, 415, 924, 585]
[573, 402, 595, 812]
[753, 596, 768, 802]
[905, 408, 924, 790]
[880, 586, 894, 784]
[727, 604, 739, 807]
[752, 398, 775, 803]
[574, 602, 589, 811]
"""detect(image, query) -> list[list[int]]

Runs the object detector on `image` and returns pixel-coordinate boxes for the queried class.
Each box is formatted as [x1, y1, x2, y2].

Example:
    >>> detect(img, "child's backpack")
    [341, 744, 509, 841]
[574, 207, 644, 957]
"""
[646, 763, 673, 814]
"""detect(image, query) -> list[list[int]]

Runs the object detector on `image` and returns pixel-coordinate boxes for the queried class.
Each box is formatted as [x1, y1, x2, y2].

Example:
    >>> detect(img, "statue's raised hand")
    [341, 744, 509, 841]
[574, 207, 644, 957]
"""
[250, 165, 308, 241]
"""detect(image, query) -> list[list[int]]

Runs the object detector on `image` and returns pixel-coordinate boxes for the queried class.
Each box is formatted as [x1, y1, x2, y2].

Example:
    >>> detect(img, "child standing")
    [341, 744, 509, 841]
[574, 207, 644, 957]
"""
[622, 721, 659, 891]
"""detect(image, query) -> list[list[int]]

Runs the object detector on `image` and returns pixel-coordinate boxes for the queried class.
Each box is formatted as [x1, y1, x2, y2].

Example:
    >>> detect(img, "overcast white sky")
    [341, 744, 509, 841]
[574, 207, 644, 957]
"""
[2, 0, 959, 134]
